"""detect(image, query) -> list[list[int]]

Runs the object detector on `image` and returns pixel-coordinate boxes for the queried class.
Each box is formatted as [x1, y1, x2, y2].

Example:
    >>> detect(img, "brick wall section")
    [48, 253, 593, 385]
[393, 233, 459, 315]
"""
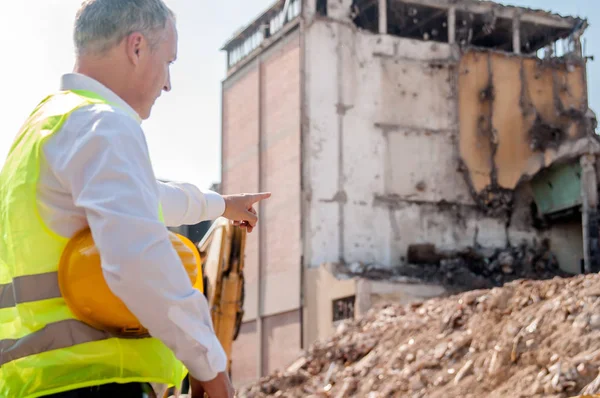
[222, 65, 261, 386]
[231, 311, 301, 387]
[230, 321, 257, 388]
[222, 66, 260, 288]
[262, 310, 302, 375]
[261, 38, 302, 278]
[222, 67, 259, 192]
[222, 30, 302, 386]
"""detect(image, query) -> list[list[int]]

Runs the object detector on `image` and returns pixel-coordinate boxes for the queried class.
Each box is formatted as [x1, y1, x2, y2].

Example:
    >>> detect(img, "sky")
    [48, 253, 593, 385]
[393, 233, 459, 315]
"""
[0, 0, 597, 191]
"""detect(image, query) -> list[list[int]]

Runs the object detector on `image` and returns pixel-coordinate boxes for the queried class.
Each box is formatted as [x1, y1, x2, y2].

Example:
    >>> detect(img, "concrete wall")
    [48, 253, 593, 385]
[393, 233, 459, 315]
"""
[458, 50, 588, 197]
[548, 221, 584, 274]
[302, 18, 539, 270]
[303, 265, 356, 346]
[222, 27, 303, 384]
[302, 265, 449, 347]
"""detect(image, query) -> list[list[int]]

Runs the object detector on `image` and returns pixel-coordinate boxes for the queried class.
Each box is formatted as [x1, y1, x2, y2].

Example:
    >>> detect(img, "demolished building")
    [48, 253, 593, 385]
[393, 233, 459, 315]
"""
[219, 0, 598, 387]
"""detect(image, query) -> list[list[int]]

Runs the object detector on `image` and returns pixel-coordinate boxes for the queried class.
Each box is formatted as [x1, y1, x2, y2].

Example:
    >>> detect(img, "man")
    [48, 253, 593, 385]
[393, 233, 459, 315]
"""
[0, 0, 268, 397]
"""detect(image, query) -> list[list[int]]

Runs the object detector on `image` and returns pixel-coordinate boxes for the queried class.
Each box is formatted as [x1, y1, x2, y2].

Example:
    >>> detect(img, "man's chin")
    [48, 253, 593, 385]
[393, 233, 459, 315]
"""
[141, 107, 152, 120]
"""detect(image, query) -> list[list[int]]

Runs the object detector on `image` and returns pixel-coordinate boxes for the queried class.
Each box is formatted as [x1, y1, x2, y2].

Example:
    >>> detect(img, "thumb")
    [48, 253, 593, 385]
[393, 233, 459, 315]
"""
[246, 192, 271, 204]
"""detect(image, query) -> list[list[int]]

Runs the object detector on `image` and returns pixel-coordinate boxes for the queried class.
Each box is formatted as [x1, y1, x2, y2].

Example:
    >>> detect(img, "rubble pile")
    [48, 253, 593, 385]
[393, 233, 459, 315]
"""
[339, 239, 570, 292]
[239, 274, 600, 398]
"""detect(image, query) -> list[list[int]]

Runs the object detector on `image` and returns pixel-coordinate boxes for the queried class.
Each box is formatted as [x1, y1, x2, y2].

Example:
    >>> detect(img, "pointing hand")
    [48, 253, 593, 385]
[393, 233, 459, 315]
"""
[222, 192, 271, 233]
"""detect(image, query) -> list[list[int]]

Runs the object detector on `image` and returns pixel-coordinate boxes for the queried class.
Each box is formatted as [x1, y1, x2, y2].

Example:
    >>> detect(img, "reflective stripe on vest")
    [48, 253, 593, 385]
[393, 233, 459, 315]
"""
[0, 272, 150, 366]
[0, 319, 113, 366]
[0, 272, 60, 309]
[0, 90, 186, 398]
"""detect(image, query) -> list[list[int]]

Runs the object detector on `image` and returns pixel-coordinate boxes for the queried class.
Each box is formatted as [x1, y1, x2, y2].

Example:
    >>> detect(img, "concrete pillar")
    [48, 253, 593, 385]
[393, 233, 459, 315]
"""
[448, 7, 456, 45]
[256, 54, 265, 379]
[304, 0, 317, 19]
[573, 33, 583, 57]
[354, 278, 372, 318]
[581, 154, 599, 273]
[379, 0, 387, 34]
[512, 14, 521, 54]
[327, 0, 353, 20]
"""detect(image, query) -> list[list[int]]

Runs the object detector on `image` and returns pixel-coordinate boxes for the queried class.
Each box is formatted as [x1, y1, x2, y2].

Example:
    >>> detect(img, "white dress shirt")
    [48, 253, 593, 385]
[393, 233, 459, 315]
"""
[37, 73, 227, 381]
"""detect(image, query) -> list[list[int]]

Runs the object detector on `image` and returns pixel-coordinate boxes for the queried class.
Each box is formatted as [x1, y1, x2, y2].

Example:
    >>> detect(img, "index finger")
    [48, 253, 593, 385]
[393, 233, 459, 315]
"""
[246, 192, 271, 204]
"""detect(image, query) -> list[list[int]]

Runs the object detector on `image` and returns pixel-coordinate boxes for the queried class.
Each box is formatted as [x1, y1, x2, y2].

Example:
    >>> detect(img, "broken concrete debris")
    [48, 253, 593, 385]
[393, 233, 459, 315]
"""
[238, 273, 600, 397]
[334, 239, 568, 293]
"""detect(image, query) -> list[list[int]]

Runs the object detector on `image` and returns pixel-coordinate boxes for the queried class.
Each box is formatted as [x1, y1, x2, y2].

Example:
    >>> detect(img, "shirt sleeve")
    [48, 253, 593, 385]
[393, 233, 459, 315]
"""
[49, 105, 227, 381]
[157, 180, 225, 227]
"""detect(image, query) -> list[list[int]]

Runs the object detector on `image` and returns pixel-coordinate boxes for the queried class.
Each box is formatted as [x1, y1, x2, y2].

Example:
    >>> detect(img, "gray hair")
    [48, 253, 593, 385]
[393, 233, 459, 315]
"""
[74, 0, 175, 56]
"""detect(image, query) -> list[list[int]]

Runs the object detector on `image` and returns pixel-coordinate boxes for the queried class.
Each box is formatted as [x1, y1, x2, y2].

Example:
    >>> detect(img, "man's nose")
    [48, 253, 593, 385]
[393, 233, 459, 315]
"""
[164, 75, 172, 92]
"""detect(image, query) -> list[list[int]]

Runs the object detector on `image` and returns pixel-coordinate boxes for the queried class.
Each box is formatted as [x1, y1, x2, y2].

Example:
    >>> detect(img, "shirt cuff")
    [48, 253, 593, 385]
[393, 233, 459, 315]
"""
[204, 190, 225, 220]
[185, 334, 228, 382]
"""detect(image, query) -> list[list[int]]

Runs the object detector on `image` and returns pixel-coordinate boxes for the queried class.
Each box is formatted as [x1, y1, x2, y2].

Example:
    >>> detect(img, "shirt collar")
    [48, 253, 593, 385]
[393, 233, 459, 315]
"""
[60, 73, 142, 124]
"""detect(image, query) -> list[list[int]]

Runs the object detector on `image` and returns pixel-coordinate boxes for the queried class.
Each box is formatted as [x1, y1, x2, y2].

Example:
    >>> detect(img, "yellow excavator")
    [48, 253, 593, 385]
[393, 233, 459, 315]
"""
[58, 217, 247, 398]
[163, 218, 247, 397]
[197, 217, 247, 373]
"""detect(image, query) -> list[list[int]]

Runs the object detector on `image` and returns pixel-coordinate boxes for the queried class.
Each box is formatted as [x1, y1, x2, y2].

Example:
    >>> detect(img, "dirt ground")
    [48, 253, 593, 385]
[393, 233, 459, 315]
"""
[238, 274, 600, 398]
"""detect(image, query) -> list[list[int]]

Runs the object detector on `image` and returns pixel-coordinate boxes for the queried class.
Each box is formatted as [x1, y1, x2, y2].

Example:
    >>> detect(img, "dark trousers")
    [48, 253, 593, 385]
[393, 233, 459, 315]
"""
[42, 382, 152, 397]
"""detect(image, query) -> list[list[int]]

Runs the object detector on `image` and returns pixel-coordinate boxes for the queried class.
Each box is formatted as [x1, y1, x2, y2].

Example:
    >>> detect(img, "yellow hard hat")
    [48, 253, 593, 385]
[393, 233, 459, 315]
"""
[58, 228, 204, 336]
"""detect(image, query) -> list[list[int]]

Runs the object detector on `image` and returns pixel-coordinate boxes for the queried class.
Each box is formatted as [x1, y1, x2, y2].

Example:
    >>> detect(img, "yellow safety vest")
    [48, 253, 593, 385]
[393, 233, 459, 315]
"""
[0, 90, 186, 397]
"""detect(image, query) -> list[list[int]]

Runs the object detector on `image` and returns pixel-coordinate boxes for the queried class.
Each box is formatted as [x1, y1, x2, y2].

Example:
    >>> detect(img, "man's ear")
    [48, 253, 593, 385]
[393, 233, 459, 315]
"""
[126, 32, 144, 65]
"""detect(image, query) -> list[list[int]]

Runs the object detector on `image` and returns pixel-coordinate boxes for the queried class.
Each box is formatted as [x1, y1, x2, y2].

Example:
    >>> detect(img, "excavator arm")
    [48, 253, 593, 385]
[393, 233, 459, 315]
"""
[198, 217, 247, 372]
[163, 218, 246, 397]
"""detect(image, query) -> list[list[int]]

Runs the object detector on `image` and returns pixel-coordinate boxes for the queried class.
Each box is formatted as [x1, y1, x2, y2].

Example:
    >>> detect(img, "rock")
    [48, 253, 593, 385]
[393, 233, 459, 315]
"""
[287, 357, 308, 373]
[334, 378, 358, 397]
[453, 359, 474, 385]
[347, 262, 365, 274]
[573, 312, 590, 329]
[590, 314, 600, 330]
[434, 342, 448, 359]
[459, 291, 481, 305]
[529, 380, 543, 395]
[409, 374, 425, 391]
